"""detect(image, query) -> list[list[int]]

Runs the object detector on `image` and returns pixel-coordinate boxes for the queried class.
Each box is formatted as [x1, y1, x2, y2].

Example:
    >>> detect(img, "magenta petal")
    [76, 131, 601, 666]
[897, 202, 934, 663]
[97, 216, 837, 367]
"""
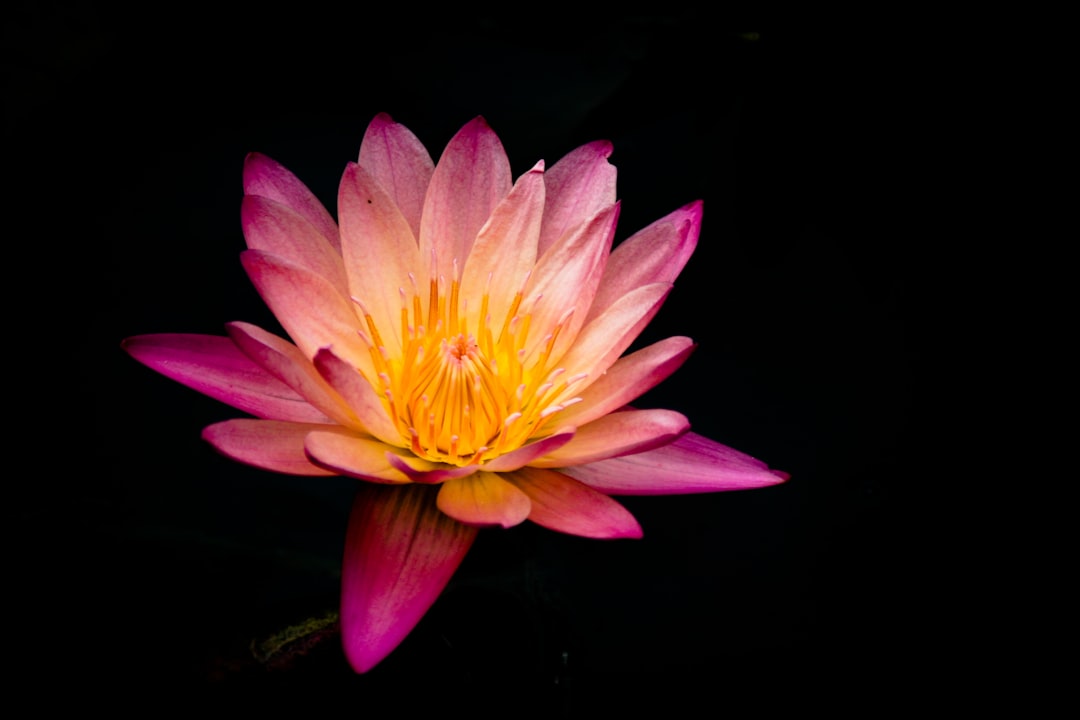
[384, 453, 479, 484]
[525, 202, 620, 363]
[242, 152, 340, 252]
[561, 431, 789, 495]
[539, 140, 617, 256]
[587, 200, 702, 323]
[304, 429, 415, 483]
[505, 466, 642, 539]
[202, 419, 337, 476]
[226, 321, 359, 429]
[341, 484, 477, 673]
[337, 161, 423, 355]
[312, 346, 402, 445]
[480, 426, 576, 472]
[532, 408, 688, 467]
[556, 336, 696, 427]
[239, 249, 375, 379]
[419, 116, 512, 283]
[241, 195, 349, 297]
[121, 333, 330, 423]
[357, 112, 435, 239]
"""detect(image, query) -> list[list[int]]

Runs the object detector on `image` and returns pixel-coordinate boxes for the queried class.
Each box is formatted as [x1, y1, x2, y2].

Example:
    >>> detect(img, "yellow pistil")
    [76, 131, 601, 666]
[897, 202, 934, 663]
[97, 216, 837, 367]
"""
[354, 266, 586, 466]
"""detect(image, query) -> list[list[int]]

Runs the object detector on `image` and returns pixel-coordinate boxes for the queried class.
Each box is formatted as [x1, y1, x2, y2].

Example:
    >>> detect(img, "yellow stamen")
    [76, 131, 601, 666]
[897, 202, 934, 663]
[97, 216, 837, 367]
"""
[359, 266, 575, 466]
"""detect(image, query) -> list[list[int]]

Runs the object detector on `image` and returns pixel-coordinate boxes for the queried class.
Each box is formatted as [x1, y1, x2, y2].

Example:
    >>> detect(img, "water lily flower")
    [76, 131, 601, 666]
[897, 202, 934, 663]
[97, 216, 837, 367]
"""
[122, 113, 788, 673]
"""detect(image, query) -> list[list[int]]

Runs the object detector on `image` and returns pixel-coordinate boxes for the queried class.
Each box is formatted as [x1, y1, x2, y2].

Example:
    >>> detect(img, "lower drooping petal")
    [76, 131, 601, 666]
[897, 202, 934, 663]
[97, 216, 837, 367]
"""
[504, 466, 642, 539]
[561, 431, 790, 495]
[341, 483, 478, 673]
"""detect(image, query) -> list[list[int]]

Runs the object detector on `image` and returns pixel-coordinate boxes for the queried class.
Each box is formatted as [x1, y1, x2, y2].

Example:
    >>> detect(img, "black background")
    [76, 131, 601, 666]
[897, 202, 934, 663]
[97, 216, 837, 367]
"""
[13, 6, 934, 711]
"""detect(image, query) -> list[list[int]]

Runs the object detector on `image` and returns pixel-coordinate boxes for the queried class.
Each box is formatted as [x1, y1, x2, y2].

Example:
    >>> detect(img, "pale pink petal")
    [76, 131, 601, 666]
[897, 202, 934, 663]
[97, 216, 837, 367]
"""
[242, 152, 340, 252]
[436, 472, 531, 528]
[419, 117, 512, 284]
[337, 162, 424, 355]
[556, 336, 696, 426]
[341, 483, 477, 673]
[357, 112, 435, 239]
[539, 140, 617, 256]
[531, 408, 688, 468]
[523, 203, 620, 364]
[480, 426, 576, 472]
[503, 466, 642, 539]
[241, 195, 349, 296]
[561, 431, 790, 495]
[121, 333, 330, 423]
[202, 419, 337, 476]
[458, 161, 544, 336]
[312, 346, 403, 447]
[587, 200, 702, 323]
[554, 282, 672, 383]
[226, 322, 360, 430]
[304, 428, 418, 484]
[239, 249, 374, 379]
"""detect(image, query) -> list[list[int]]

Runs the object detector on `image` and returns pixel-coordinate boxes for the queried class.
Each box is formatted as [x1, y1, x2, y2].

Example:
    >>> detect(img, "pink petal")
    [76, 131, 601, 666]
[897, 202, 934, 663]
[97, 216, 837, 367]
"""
[241, 195, 349, 297]
[121, 333, 330, 423]
[419, 116, 512, 284]
[239, 249, 375, 380]
[561, 431, 790, 495]
[458, 161, 544, 336]
[303, 428, 419, 484]
[337, 162, 424, 355]
[554, 282, 672, 383]
[523, 203, 620, 364]
[357, 112, 435, 239]
[226, 322, 360, 430]
[312, 346, 403, 447]
[531, 408, 688, 468]
[587, 200, 702, 323]
[242, 152, 340, 252]
[504, 466, 642, 539]
[341, 483, 477, 672]
[202, 419, 337, 476]
[556, 336, 696, 427]
[539, 140, 617, 256]
[435, 472, 531, 528]
[480, 425, 576, 472]
[384, 454, 479, 484]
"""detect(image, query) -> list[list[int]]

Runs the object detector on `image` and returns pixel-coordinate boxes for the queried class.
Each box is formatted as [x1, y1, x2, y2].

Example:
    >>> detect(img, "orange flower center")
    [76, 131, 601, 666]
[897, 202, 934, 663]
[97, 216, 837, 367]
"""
[354, 269, 586, 467]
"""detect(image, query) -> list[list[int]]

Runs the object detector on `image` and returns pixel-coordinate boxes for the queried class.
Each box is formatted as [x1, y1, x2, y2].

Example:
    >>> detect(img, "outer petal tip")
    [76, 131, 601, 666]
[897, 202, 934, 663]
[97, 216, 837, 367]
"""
[561, 432, 789, 495]
[769, 469, 792, 483]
